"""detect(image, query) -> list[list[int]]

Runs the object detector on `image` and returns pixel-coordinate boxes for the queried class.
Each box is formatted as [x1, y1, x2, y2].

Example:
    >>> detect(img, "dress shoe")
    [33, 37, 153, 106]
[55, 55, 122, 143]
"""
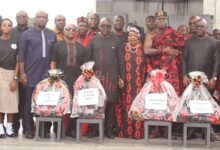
[105, 132, 115, 139]
[25, 131, 34, 139]
[86, 130, 98, 138]
[6, 132, 18, 138]
[0, 134, 6, 138]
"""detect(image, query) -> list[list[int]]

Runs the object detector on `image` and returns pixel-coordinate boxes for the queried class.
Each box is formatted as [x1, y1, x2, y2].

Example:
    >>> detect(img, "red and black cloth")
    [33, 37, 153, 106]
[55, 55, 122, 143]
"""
[116, 43, 146, 139]
[145, 26, 185, 95]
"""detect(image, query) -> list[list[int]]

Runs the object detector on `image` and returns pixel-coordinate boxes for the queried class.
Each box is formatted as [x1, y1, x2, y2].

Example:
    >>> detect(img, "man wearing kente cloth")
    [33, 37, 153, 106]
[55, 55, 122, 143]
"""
[144, 10, 185, 138]
[144, 10, 185, 96]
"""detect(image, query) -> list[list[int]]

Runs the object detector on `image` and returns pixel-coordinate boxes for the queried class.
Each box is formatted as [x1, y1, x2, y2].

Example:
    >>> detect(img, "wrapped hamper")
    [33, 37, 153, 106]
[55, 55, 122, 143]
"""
[31, 69, 71, 117]
[71, 61, 107, 119]
[174, 71, 220, 123]
[129, 69, 179, 121]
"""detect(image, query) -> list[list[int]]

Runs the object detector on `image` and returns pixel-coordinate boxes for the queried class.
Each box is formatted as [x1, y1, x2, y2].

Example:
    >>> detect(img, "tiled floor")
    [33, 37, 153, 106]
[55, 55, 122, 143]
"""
[1, 133, 220, 150]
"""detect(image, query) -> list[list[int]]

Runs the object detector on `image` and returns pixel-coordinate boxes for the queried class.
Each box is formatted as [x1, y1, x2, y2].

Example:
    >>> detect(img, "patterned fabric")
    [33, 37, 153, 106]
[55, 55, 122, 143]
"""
[53, 27, 65, 41]
[129, 70, 180, 122]
[174, 71, 220, 124]
[31, 79, 71, 117]
[116, 43, 145, 139]
[145, 27, 185, 96]
[71, 75, 107, 119]
[74, 33, 92, 48]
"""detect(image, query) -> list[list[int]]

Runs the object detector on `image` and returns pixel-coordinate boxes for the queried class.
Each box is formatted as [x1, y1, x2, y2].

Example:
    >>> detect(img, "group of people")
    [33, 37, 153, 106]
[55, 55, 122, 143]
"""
[0, 9, 219, 142]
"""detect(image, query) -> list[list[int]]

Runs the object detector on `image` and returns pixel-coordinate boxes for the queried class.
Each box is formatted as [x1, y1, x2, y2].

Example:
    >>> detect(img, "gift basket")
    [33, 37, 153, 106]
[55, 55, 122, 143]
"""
[71, 61, 107, 119]
[129, 69, 179, 121]
[174, 71, 220, 123]
[31, 69, 71, 117]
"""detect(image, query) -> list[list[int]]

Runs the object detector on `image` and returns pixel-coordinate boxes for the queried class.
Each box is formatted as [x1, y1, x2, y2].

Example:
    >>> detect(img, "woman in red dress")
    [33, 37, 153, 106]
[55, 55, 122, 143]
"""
[116, 27, 146, 139]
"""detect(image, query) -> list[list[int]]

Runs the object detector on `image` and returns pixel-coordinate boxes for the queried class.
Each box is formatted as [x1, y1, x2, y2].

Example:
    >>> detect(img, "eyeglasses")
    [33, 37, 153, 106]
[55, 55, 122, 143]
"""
[100, 24, 111, 28]
[64, 27, 76, 32]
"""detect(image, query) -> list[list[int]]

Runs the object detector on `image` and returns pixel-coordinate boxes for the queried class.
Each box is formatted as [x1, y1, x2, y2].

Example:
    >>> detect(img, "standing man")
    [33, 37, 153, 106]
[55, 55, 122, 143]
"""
[51, 24, 87, 138]
[87, 12, 100, 36]
[188, 16, 200, 37]
[183, 18, 219, 93]
[112, 15, 128, 44]
[53, 14, 66, 41]
[74, 16, 91, 48]
[87, 17, 120, 139]
[182, 18, 220, 140]
[144, 10, 184, 95]
[19, 11, 56, 139]
[11, 10, 29, 135]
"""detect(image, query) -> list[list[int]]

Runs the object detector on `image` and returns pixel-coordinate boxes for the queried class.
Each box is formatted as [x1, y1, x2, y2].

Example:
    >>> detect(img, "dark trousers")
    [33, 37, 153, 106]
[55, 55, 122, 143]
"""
[105, 102, 115, 133]
[89, 102, 115, 134]
[13, 83, 25, 133]
[23, 87, 35, 132]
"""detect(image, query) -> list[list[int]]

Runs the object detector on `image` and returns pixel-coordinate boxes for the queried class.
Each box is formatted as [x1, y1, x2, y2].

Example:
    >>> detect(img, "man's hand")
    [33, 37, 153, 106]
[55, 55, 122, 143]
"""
[118, 78, 124, 89]
[164, 47, 181, 57]
[208, 78, 217, 89]
[183, 76, 190, 87]
[20, 73, 28, 85]
[10, 80, 17, 92]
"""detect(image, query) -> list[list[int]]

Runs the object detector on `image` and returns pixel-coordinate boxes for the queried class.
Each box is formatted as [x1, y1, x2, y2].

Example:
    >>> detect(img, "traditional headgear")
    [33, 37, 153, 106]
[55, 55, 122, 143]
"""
[155, 10, 168, 17]
[128, 26, 140, 38]
[77, 16, 88, 24]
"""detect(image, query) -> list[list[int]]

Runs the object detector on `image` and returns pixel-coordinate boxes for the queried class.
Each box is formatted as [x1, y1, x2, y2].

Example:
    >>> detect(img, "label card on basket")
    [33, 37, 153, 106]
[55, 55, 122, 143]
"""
[145, 93, 167, 110]
[78, 88, 99, 106]
[37, 91, 60, 106]
[190, 100, 214, 114]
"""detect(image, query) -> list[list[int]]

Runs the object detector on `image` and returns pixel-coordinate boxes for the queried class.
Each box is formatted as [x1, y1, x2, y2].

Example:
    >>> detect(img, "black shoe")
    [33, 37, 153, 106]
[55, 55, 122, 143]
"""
[86, 130, 98, 138]
[105, 132, 115, 139]
[25, 131, 34, 139]
[67, 130, 76, 138]
[6, 132, 18, 138]
[0, 134, 6, 138]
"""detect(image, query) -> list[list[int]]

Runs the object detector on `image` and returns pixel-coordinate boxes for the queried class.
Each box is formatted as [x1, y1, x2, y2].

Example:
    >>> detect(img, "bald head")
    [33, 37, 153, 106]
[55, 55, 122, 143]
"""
[100, 17, 112, 24]
[188, 15, 201, 34]
[196, 18, 207, 26]
[35, 11, 48, 30]
[16, 10, 28, 26]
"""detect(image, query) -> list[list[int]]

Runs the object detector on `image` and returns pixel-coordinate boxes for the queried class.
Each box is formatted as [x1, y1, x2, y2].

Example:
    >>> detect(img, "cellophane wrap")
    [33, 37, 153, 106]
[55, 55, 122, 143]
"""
[129, 69, 179, 121]
[71, 61, 107, 119]
[31, 78, 71, 117]
[174, 71, 220, 123]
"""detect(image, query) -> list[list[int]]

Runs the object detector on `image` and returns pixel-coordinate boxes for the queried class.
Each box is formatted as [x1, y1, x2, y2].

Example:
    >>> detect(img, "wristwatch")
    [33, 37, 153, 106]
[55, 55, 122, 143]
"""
[213, 77, 218, 81]
[13, 76, 18, 80]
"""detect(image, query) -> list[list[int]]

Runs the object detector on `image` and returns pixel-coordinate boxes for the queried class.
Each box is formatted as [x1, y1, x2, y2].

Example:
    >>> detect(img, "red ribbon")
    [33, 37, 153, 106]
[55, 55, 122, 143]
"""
[150, 71, 165, 92]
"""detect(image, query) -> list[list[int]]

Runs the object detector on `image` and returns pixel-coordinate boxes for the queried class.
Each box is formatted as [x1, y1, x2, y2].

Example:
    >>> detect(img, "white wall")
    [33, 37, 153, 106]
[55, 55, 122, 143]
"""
[0, 0, 96, 28]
